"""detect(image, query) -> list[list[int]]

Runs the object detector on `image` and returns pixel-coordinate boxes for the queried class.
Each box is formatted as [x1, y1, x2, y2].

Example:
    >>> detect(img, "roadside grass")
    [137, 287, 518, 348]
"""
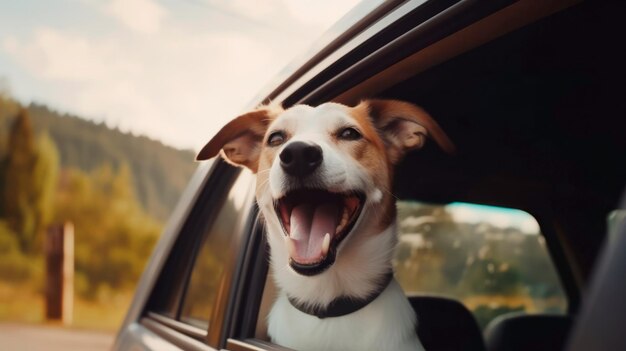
[0, 282, 45, 324]
[0, 281, 132, 332]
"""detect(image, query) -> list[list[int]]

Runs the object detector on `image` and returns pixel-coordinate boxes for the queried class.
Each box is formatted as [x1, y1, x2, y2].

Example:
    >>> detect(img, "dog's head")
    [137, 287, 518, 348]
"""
[198, 100, 454, 277]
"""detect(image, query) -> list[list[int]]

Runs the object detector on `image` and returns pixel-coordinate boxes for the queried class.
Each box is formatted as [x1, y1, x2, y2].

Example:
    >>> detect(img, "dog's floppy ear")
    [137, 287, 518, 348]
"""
[196, 105, 282, 172]
[363, 99, 455, 163]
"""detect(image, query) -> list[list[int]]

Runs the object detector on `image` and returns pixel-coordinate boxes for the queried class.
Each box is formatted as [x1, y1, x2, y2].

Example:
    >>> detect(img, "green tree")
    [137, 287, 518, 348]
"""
[3, 110, 38, 252]
[1, 109, 58, 253]
[32, 133, 59, 238]
[54, 164, 161, 299]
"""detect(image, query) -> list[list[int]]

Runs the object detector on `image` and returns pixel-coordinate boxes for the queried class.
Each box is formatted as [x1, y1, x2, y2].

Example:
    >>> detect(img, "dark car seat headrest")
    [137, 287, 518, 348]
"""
[484, 313, 572, 351]
[408, 295, 486, 351]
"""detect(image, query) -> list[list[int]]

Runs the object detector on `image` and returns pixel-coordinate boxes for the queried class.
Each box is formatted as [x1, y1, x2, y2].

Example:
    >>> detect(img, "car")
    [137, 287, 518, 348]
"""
[113, 0, 626, 350]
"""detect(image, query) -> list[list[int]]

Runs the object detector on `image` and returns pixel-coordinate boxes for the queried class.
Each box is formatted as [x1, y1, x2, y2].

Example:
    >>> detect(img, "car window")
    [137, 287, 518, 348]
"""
[394, 200, 567, 329]
[178, 169, 255, 329]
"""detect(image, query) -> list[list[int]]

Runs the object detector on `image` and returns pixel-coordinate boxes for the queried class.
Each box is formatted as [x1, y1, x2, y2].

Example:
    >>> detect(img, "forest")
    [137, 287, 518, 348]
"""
[0, 94, 196, 329]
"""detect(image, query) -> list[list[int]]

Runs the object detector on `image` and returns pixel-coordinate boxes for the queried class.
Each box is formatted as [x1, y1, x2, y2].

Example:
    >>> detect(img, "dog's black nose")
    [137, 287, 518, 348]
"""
[280, 141, 323, 177]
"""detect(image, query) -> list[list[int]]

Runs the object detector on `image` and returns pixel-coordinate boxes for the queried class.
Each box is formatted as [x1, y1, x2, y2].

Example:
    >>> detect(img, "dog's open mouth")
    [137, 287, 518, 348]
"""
[275, 188, 365, 276]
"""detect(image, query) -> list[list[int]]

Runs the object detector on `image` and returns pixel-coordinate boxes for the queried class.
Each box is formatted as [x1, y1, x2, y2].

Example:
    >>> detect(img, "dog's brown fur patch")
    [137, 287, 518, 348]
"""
[346, 104, 397, 232]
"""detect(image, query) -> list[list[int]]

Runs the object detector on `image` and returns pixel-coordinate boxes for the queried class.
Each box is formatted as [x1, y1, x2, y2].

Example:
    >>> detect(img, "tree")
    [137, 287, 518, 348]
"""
[32, 133, 59, 237]
[2, 109, 58, 253]
[54, 164, 161, 299]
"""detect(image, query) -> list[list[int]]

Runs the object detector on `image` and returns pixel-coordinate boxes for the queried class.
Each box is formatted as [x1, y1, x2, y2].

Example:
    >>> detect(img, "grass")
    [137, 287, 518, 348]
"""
[0, 281, 133, 332]
[73, 294, 132, 331]
[0, 282, 45, 324]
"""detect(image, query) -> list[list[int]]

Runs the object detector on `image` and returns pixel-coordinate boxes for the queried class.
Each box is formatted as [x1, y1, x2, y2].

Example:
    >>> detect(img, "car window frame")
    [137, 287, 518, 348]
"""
[393, 200, 571, 322]
[177, 167, 257, 330]
[144, 160, 239, 320]
[140, 159, 257, 349]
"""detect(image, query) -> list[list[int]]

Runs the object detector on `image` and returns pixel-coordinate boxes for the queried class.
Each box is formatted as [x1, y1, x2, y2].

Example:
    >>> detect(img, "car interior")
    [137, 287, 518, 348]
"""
[137, 1, 625, 351]
[246, 2, 626, 350]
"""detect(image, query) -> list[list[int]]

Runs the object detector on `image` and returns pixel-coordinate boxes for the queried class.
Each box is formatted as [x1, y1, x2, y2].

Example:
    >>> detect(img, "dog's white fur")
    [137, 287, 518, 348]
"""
[198, 100, 454, 351]
[267, 225, 423, 351]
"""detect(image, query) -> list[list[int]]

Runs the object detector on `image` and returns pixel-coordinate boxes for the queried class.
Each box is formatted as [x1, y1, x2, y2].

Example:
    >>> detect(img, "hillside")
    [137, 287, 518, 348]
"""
[0, 97, 196, 221]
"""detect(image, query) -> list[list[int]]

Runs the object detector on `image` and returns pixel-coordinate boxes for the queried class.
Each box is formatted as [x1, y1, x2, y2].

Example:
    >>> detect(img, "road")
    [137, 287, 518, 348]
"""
[0, 323, 113, 351]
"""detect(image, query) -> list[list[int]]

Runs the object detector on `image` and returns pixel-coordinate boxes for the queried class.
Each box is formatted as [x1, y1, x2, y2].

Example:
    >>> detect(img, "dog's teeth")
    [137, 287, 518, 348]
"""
[285, 237, 298, 258]
[322, 233, 330, 256]
[336, 209, 349, 232]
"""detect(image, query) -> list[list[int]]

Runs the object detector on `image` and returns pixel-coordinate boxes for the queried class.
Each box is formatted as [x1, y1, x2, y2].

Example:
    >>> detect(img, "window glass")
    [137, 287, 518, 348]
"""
[394, 201, 567, 329]
[180, 170, 254, 329]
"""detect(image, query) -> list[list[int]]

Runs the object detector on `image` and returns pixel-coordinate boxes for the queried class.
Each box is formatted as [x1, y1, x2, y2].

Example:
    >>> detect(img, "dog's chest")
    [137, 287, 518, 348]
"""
[267, 280, 424, 351]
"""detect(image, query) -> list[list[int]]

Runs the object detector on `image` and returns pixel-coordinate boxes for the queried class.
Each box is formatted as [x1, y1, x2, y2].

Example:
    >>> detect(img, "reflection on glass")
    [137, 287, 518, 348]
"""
[180, 171, 254, 329]
[394, 201, 567, 329]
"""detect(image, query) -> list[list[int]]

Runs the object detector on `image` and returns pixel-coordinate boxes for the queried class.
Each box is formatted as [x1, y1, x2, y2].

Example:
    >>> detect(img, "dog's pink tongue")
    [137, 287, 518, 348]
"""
[289, 203, 338, 263]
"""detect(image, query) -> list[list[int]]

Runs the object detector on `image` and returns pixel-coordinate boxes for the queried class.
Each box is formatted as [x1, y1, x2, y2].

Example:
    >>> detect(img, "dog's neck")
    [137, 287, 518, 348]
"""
[287, 271, 394, 318]
[267, 222, 398, 309]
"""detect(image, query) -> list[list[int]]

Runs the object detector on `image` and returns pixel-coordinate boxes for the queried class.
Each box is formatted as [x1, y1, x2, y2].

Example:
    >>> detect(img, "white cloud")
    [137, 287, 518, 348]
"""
[0, 0, 363, 150]
[2, 25, 278, 149]
[220, 0, 285, 22]
[103, 0, 167, 34]
[284, 0, 363, 28]
[2, 28, 139, 81]
[199, 0, 362, 32]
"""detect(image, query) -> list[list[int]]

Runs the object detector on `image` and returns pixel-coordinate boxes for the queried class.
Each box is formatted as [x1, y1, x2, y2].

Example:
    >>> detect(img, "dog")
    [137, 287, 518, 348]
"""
[197, 99, 454, 351]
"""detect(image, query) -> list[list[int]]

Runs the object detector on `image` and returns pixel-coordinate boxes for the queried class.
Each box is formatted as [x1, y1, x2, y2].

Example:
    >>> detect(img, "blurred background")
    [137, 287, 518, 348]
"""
[393, 201, 566, 330]
[0, 0, 360, 349]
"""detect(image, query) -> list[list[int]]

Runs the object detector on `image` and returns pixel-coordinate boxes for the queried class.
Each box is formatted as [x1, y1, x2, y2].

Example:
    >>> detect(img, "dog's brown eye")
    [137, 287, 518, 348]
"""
[339, 127, 362, 141]
[268, 131, 286, 147]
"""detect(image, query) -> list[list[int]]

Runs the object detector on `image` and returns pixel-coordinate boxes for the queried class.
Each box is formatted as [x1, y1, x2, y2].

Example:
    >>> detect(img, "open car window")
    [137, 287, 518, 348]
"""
[394, 200, 567, 329]
[143, 163, 255, 347]
[179, 169, 254, 329]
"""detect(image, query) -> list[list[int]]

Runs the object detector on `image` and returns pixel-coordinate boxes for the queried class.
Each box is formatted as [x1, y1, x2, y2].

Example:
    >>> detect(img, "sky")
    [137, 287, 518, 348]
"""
[447, 202, 540, 234]
[399, 202, 541, 235]
[0, 0, 363, 151]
